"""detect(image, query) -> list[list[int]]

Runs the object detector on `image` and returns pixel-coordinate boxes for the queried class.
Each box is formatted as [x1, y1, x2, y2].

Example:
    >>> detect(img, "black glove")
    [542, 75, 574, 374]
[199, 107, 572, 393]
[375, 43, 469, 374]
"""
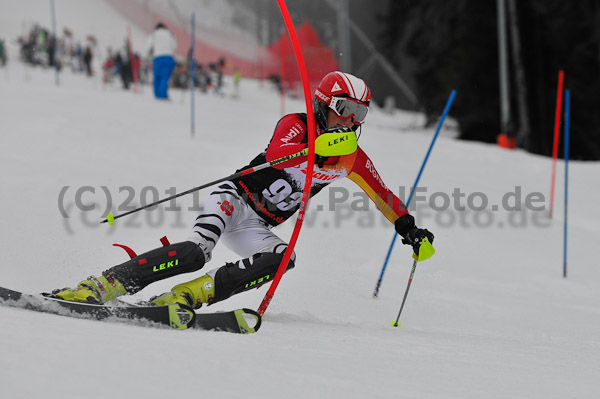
[394, 214, 434, 254]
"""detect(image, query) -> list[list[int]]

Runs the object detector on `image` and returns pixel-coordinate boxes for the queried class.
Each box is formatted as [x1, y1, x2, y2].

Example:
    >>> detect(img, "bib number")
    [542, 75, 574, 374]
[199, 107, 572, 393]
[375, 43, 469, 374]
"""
[262, 179, 302, 211]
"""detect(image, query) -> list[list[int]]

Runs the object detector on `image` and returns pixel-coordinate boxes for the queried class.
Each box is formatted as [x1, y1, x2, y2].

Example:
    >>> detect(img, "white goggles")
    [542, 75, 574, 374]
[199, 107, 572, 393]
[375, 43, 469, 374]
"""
[329, 96, 369, 124]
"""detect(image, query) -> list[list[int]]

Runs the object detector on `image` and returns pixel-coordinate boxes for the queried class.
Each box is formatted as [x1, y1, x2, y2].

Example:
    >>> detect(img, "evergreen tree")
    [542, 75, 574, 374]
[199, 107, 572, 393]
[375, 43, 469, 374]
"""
[380, 0, 600, 160]
[519, 0, 600, 159]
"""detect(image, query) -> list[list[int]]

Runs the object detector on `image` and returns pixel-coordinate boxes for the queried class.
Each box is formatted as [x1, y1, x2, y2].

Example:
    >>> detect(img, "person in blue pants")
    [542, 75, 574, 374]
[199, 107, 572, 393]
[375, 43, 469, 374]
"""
[153, 55, 175, 99]
[145, 23, 177, 100]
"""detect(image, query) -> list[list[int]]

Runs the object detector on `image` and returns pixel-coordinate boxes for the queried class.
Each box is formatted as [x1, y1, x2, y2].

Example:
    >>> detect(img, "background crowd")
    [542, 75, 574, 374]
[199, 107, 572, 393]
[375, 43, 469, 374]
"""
[5, 22, 230, 99]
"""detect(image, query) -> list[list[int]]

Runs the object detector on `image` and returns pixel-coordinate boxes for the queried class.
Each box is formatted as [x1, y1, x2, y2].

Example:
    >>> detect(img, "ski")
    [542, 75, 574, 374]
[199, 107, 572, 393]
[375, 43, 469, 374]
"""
[0, 286, 261, 334]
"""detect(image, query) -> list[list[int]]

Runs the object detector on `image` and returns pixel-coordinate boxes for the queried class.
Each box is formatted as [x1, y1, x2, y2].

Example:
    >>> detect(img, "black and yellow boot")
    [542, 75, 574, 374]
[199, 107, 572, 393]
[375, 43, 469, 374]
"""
[53, 241, 206, 304]
[52, 275, 126, 304]
[150, 275, 215, 309]
[151, 251, 295, 307]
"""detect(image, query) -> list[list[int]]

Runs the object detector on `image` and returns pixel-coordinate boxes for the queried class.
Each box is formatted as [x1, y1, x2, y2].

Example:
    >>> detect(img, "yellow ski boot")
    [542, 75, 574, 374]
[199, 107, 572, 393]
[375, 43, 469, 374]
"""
[151, 275, 215, 309]
[52, 275, 127, 304]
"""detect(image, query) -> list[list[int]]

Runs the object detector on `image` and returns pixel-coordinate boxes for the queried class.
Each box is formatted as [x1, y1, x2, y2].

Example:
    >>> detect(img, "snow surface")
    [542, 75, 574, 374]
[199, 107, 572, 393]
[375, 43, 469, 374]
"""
[1, 2, 600, 399]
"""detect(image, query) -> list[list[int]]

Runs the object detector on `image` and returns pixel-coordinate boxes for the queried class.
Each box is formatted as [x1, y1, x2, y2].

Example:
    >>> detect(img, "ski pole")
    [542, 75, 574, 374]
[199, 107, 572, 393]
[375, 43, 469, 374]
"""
[373, 90, 456, 298]
[390, 259, 417, 328]
[100, 148, 309, 225]
[100, 131, 357, 225]
[390, 237, 434, 328]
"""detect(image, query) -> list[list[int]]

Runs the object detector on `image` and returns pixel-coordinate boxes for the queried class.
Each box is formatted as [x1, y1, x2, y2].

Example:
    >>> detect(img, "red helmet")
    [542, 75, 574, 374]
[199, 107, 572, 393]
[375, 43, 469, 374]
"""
[314, 71, 371, 130]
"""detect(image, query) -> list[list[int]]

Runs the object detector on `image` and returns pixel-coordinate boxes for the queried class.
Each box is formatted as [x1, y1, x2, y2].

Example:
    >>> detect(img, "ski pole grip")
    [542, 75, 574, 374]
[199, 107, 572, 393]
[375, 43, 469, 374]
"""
[412, 237, 435, 262]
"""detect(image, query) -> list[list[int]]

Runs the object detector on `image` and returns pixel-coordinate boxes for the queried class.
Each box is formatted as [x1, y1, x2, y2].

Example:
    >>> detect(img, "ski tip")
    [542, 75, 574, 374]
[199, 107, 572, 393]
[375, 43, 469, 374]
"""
[390, 321, 402, 328]
[105, 213, 115, 226]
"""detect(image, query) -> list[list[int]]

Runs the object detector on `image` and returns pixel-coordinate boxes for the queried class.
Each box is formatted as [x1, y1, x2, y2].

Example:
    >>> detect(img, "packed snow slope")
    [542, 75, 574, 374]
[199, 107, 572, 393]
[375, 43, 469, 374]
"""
[1, 5, 600, 399]
[2, 62, 599, 399]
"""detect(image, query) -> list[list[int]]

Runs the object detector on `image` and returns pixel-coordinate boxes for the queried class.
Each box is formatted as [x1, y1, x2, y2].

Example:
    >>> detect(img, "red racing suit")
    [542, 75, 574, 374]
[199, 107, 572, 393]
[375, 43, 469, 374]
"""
[231, 113, 409, 226]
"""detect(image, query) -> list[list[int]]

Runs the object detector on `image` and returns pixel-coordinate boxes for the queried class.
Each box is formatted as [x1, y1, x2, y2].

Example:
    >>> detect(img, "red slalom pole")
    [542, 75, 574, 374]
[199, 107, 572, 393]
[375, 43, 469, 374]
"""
[549, 70, 564, 219]
[258, 0, 316, 316]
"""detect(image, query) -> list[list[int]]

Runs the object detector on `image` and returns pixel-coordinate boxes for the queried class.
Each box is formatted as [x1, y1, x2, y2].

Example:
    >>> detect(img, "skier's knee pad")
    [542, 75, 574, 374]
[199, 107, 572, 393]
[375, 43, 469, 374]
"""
[104, 241, 206, 293]
[212, 249, 295, 303]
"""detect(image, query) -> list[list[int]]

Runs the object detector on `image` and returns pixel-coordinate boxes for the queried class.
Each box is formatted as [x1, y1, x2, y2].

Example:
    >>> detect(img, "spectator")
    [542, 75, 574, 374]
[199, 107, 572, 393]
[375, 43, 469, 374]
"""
[145, 22, 177, 100]
[83, 46, 93, 76]
[131, 52, 141, 85]
[102, 48, 115, 84]
[0, 39, 6, 66]
[114, 50, 132, 90]
[232, 67, 241, 98]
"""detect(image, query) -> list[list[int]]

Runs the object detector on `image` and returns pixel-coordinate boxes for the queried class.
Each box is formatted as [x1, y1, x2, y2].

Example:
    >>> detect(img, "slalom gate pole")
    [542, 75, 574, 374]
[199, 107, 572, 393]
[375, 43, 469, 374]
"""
[563, 90, 570, 278]
[257, 0, 316, 316]
[100, 148, 309, 225]
[391, 259, 417, 327]
[373, 90, 456, 298]
[549, 70, 564, 219]
[190, 13, 196, 137]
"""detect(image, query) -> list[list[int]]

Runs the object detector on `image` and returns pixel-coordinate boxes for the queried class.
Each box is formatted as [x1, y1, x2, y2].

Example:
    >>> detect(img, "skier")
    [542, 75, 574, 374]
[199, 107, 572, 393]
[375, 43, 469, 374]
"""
[145, 22, 177, 99]
[52, 71, 434, 309]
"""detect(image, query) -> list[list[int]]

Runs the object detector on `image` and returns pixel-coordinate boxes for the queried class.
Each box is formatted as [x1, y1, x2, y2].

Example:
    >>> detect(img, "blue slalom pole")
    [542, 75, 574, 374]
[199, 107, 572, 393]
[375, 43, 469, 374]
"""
[563, 90, 570, 278]
[190, 13, 196, 137]
[373, 90, 456, 298]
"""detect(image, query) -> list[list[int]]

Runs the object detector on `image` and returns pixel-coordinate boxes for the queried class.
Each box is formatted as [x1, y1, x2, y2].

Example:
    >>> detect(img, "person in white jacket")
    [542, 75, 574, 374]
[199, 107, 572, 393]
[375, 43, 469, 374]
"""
[146, 23, 177, 99]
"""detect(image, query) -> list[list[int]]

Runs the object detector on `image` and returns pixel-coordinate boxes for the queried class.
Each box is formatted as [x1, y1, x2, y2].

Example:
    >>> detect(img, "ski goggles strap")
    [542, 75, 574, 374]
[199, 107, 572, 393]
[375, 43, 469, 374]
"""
[329, 96, 369, 124]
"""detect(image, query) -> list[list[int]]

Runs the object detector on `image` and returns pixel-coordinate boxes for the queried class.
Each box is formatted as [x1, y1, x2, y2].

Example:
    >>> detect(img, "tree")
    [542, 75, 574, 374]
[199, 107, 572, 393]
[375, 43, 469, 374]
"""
[519, 0, 600, 159]
[380, 0, 499, 137]
[379, 0, 600, 160]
